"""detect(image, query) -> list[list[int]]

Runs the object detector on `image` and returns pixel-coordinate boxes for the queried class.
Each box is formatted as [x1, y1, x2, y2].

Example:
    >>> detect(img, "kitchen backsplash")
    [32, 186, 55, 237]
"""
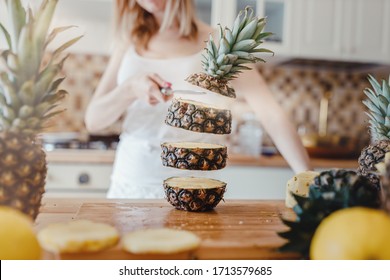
[52, 53, 390, 147]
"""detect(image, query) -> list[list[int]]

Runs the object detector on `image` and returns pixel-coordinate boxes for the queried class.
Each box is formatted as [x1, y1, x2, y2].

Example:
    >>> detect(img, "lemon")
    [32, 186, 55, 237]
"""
[310, 207, 390, 260]
[0, 206, 41, 260]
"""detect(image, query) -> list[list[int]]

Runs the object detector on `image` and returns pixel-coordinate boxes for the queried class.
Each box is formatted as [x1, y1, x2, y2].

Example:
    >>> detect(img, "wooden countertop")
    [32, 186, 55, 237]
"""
[35, 198, 299, 260]
[46, 149, 358, 169]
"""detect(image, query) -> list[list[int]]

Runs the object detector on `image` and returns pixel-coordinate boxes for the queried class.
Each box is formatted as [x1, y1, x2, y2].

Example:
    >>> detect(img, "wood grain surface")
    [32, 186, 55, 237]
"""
[35, 198, 299, 260]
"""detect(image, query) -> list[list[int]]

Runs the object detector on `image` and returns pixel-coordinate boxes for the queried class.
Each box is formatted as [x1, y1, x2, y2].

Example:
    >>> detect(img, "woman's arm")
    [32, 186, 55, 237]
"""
[232, 66, 312, 173]
[84, 44, 171, 133]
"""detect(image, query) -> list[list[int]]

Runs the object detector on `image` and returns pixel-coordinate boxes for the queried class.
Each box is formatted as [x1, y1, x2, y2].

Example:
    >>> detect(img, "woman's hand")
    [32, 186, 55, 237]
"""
[123, 73, 173, 105]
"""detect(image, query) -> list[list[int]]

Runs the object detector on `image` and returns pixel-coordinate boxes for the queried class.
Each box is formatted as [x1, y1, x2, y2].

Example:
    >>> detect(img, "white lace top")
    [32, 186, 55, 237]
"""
[107, 47, 231, 198]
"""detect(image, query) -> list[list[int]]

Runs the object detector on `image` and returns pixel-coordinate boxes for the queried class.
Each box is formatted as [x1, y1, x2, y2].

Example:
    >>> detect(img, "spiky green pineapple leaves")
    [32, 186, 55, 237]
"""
[0, 0, 82, 135]
[362, 74, 390, 141]
[186, 6, 273, 98]
[278, 169, 381, 259]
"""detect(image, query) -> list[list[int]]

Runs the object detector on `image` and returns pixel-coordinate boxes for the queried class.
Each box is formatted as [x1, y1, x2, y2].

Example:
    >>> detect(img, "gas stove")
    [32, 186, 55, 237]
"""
[40, 133, 119, 151]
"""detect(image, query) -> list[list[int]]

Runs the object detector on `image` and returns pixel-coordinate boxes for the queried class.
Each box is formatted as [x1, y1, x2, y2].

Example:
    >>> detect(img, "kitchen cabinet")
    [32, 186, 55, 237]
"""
[202, 0, 390, 63]
[294, 0, 390, 63]
[220, 166, 294, 199]
[196, 0, 292, 57]
[44, 162, 113, 198]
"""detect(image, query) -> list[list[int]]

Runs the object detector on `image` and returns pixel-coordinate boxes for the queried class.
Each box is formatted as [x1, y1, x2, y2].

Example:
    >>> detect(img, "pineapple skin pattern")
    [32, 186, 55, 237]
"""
[165, 98, 232, 134]
[0, 133, 46, 219]
[0, 0, 81, 219]
[164, 180, 226, 212]
[161, 143, 227, 171]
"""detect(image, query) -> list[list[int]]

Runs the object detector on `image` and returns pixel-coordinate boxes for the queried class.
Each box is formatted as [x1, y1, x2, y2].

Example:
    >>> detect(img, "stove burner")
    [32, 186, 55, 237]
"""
[42, 134, 119, 151]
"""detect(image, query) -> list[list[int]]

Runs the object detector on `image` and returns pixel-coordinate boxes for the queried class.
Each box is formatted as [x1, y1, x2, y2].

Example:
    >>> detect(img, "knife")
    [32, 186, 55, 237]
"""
[160, 87, 207, 96]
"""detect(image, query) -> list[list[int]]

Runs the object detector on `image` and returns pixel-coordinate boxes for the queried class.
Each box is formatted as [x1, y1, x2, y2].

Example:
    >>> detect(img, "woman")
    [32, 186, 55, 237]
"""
[85, 0, 311, 198]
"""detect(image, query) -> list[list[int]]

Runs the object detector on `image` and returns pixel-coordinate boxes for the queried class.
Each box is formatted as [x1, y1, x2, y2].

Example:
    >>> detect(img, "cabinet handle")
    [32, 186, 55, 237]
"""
[78, 173, 90, 185]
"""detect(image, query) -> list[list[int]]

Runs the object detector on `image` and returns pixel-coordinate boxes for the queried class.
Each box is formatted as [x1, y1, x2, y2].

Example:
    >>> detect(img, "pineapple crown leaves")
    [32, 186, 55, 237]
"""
[201, 6, 273, 81]
[278, 169, 381, 258]
[362, 74, 390, 141]
[0, 0, 82, 135]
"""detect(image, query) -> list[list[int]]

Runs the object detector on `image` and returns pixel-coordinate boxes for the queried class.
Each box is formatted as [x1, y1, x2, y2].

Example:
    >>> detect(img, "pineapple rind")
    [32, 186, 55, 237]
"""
[166, 98, 232, 134]
[161, 142, 227, 171]
[0, 132, 46, 220]
[164, 177, 226, 212]
[186, 73, 236, 98]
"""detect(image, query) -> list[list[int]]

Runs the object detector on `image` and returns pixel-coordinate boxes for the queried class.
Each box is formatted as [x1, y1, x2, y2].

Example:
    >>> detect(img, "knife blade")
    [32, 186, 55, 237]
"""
[160, 87, 207, 96]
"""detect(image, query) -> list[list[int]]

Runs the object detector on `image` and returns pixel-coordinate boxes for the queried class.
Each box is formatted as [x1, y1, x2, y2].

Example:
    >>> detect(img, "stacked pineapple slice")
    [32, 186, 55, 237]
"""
[0, 0, 81, 219]
[161, 7, 272, 211]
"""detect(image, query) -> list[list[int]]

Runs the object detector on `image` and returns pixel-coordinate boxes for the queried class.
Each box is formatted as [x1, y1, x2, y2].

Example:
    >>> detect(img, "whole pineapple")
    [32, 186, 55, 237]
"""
[278, 169, 380, 259]
[186, 6, 273, 98]
[0, 0, 81, 219]
[358, 75, 390, 187]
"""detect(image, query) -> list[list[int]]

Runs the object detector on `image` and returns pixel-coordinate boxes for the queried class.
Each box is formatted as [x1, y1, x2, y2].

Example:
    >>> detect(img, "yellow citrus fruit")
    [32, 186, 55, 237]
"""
[0, 206, 41, 260]
[310, 207, 390, 260]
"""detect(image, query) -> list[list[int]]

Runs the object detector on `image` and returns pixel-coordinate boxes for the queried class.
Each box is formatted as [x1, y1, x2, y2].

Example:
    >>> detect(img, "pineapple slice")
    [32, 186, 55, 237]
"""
[37, 220, 119, 253]
[161, 142, 227, 170]
[285, 171, 319, 208]
[164, 176, 226, 211]
[165, 98, 232, 134]
[122, 228, 201, 254]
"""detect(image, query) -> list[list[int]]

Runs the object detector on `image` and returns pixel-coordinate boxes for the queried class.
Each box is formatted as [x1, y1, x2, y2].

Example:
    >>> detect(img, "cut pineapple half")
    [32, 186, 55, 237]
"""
[164, 176, 226, 211]
[122, 228, 201, 254]
[37, 220, 119, 253]
[285, 171, 319, 208]
[165, 98, 232, 134]
[161, 142, 227, 170]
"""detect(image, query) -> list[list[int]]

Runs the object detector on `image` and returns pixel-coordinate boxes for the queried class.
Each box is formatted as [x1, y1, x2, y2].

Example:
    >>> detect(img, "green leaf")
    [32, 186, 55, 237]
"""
[383, 79, 390, 101]
[7, 0, 26, 51]
[362, 99, 383, 116]
[52, 35, 83, 60]
[368, 74, 382, 96]
[0, 22, 12, 50]
[44, 25, 77, 49]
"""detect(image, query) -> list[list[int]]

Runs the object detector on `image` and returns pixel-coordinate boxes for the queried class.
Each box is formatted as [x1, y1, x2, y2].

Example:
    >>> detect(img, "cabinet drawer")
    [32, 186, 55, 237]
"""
[46, 163, 113, 191]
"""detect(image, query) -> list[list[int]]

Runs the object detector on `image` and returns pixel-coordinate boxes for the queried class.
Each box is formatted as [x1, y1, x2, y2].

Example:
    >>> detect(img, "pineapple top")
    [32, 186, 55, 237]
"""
[0, 0, 81, 136]
[201, 6, 273, 81]
[363, 75, 390, 141]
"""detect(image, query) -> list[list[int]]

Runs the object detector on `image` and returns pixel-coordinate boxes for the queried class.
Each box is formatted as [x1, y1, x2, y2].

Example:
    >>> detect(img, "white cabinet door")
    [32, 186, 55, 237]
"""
[345, 0, 390, 63]
[294, 0, 345, 60]
[295, 0, 390, 63]
[219, 166, 294, 199]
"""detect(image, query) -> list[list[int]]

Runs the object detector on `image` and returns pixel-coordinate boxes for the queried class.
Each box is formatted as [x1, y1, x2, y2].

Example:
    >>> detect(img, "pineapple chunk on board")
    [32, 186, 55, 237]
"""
[285, 171, 319, 208]
[122, 228, 201, 254]
[37, 220, 119, 253]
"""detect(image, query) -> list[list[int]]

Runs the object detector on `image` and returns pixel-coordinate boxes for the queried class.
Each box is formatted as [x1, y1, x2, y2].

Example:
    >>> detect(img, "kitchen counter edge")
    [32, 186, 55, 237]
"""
[46, 149, 358, 169]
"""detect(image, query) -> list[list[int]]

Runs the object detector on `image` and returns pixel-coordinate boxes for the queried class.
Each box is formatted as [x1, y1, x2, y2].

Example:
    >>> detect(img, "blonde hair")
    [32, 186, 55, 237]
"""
[115, 0, 198, 48]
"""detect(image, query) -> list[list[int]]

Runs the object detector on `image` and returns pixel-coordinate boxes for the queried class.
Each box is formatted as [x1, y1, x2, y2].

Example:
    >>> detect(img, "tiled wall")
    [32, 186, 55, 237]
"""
[52, 53, 390, 147]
